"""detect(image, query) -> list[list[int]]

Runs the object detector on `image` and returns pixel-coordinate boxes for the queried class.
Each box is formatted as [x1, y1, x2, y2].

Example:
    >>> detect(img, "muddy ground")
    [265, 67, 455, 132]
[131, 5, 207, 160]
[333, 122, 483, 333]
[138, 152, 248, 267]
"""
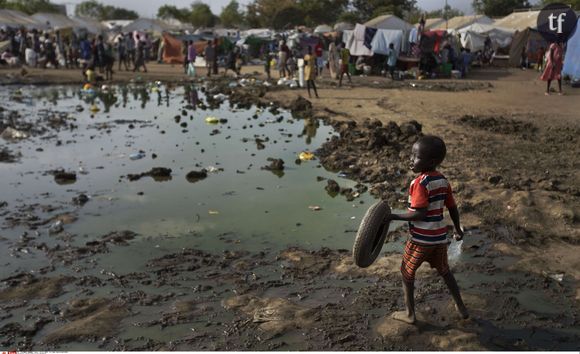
[0, 64, 579, 350]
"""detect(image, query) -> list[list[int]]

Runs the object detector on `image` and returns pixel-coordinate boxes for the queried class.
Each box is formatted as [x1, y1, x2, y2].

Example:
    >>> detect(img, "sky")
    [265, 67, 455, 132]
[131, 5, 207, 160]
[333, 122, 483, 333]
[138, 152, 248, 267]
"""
[53, 0, 480, 18]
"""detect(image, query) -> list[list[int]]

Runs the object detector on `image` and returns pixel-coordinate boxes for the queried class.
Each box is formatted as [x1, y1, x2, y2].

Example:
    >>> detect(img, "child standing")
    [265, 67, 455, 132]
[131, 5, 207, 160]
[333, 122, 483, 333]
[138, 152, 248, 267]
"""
[384, 135, 469, 324]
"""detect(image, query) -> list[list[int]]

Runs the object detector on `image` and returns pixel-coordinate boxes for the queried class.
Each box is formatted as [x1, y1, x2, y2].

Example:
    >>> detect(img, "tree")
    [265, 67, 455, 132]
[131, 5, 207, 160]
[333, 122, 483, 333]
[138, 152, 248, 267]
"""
[190, 1, 217, 28]
[271, 5, 304, 29]
[542, 0, 580, 10]
[337, 11, 363, 24]
[75, 0, 138, 20]
[220, 0, 244, 27]
[1, 0, 60, 14]
[244, 2, 262, 27]
[244, 0, 295, 28]
[157, 5, 188, 21]
[472, 0, 530, 17]
[297, 0, 349, 27]
[426, 5, 464, 20]
[351, 0, 417, 20]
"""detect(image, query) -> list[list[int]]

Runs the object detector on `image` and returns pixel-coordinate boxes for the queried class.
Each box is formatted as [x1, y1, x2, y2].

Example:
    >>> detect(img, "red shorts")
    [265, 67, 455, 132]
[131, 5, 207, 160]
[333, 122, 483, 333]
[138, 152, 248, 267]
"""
[340, 64, 348, 74]
[401, 240, 449, 283]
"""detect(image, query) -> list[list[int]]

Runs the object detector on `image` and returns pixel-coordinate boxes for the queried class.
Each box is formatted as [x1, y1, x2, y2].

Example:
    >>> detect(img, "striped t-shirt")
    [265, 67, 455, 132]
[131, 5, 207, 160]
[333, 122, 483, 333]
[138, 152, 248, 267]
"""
[408, 171, 456, 245]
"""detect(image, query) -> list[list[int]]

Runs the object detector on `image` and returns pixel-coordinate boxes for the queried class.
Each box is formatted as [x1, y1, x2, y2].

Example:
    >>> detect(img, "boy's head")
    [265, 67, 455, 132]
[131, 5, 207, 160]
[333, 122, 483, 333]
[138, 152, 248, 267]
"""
[410, 135, 446, 173]
[389, 43, 394, 49]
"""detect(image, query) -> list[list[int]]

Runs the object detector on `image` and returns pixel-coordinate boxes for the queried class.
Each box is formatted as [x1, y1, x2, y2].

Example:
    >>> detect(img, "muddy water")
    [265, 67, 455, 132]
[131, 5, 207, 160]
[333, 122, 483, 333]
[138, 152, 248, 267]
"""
[0, 84, 387, 349]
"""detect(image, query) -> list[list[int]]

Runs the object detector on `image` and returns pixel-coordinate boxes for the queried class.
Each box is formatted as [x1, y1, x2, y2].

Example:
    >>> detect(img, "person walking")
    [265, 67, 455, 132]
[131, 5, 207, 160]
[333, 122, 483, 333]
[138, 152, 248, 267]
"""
[338, 43, 351, 87]
[540, 41, 564, 95]
[304, 46, 319, 98]
[133, 34, 147, 73]
[278, 40, 290, 78]
[187, 41, 197, 76]
[204, 40, 215, 77]
[328, 41, 338, 79]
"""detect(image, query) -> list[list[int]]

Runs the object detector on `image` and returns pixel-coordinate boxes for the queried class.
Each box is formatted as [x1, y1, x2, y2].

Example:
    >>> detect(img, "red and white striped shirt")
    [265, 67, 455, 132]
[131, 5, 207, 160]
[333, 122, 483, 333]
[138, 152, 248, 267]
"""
[408, 171, 456, 245]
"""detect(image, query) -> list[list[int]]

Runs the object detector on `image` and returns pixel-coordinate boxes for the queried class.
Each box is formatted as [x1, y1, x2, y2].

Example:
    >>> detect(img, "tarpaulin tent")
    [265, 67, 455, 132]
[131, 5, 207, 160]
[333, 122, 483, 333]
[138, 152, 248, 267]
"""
[123, 18, 176, 35]
[458, 23, 514, 52]
[31, 12, 79, 30]
[71, 16, 106, 34]
[0, 9, 47, 30]
[563, 19, 580, 80]
[420, 30, 446, 54]
[508, 28, 547, 67]
[434, 15, 493, 32]
[364, 14, 413, 52]
[370, 29, 403, 54]
[314, 24, 333, 34]
[162, 32, 184, 64]
[494, 10, 540, 31]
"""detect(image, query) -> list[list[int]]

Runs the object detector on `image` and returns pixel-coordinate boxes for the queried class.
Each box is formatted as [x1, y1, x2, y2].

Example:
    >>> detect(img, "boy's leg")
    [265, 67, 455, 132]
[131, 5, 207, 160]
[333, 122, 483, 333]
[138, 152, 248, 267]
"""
[442, 272, 469, 319]
[558, 79, 562, 94]
[546, 80, 551, 95]
[311, 80, 319, 98]
[392, 280, 416, 324]
[306, 80, 312, 98]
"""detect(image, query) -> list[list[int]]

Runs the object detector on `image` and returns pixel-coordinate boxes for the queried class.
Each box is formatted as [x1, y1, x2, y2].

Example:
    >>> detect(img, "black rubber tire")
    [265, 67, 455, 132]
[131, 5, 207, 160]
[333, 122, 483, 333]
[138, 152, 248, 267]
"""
[353, 200, 391, 268]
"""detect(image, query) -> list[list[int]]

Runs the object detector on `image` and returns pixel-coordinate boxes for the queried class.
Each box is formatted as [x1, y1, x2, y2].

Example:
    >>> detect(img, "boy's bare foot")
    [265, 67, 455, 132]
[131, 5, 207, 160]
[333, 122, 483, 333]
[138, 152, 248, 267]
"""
[455, 304, 469, 320]
[391, 311, 416, 324]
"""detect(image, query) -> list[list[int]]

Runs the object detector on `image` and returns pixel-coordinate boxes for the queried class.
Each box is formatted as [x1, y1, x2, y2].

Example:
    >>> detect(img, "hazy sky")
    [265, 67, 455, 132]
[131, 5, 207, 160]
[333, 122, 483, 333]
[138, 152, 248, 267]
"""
[54, 0, 539, 18]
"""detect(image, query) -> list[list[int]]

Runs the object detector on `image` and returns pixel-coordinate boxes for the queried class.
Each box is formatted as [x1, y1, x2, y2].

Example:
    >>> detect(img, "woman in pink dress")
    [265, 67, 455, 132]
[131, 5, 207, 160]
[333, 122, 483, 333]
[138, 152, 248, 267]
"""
[540, 42, 564, 95]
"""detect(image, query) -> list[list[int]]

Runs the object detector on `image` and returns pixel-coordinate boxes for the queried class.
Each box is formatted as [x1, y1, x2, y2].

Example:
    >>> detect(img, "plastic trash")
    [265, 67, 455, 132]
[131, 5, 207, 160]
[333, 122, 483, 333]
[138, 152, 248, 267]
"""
[308, 205, 321, 211]
[337, 172, 348, 178]
[1, 127, 29, 140]
[448, 239, 463, 265]
[205, 166, 219, 173]
[228, 82, 238, 88]
[208, 210, 219, 215]
[129, 152, 146, 160]
[205, 116, 219, 124]
[299, 151, 315, 161]
[213, 93, 227, 101]
[49, 220, 63, 235]
[89, 104, 100, 113]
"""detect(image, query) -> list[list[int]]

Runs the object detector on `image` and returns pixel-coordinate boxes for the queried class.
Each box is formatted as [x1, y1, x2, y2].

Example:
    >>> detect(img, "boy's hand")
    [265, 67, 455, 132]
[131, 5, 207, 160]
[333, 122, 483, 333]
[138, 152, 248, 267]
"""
[383, 213, 394, 224]
[454, 228, 464, 241]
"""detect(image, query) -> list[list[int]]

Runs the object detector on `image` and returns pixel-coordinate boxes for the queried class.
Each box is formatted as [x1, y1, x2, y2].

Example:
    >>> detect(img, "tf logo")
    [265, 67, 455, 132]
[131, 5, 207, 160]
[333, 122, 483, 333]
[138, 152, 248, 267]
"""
[537, 3, 578, 43]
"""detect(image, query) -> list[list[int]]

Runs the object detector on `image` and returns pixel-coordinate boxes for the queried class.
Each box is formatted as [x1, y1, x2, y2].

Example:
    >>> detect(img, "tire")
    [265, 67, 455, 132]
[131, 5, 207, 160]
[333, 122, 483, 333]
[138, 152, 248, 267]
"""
[353, 200, 391, 268]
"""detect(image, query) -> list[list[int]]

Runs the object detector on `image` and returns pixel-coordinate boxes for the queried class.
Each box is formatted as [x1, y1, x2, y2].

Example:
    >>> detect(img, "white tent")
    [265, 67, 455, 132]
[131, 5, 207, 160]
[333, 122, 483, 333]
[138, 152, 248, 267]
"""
[101, 20, 134, 30]
[494, 10, 540, 31]
[240, 28, 273, 39]
[434, 15, 494, 32]
[0, 9, 47, 30]
[334, 22, 354, 31]
[71, 16, 107, 34]
[122, 18, 176, 34]
[31, 12, 79, 30]
[364, 14, 413, 52]
[314, 24, 333, 34]
[458, 23, 515, 51]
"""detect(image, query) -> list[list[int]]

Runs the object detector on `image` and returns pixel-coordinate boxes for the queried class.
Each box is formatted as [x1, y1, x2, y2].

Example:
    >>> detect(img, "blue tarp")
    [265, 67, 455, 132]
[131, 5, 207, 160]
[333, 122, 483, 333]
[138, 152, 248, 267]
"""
[563, 19, 580, 80]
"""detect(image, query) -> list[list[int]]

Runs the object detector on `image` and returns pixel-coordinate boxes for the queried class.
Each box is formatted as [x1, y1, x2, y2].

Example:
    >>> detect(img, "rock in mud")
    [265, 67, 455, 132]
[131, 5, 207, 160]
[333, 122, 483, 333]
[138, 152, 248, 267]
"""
[72, 193, 89, 206]
[50, 169, 77, 185]
[127, 167, 172, 182]
[262, 158, 284, 171]
[289, 96, 313, 119]
[186, 169, 208, 183]
[325, 179, 340, 194]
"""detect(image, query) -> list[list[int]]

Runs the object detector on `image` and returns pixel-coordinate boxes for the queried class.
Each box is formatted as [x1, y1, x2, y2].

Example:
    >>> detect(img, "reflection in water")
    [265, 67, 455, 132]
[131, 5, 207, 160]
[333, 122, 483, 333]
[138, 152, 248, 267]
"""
[302, 118, 319, 145]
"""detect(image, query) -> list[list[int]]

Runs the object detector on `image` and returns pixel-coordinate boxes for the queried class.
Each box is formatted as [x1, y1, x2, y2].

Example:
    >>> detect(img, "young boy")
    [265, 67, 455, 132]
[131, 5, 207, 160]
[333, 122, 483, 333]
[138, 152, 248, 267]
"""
[384, 135, 469, 324]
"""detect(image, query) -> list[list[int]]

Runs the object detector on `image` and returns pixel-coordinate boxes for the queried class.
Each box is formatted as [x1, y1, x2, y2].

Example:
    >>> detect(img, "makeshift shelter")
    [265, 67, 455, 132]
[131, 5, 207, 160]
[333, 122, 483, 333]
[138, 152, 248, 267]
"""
[434, 15, 493, 32]
[0, 9, 46, 30]
[508, 28, 547, 67]
[162, 32, 184, 64]
[364, 14, 413, 52]
[71, 16, 106, 34]
[420, 30, 446, 54]
[334, 22, 354, 31]
[563, 19, 580, 81]
[458, 23, 514, 52]
[101, 20, 134, 30]
[123, 18, 176, 35]
[240, 28, 273, 39]
[370, 29, 403, 54]
[494, 10, 540, 31]
[31, 12, 79, 30]
[314, 24, 333, 34]
[420, 18, 446, 31]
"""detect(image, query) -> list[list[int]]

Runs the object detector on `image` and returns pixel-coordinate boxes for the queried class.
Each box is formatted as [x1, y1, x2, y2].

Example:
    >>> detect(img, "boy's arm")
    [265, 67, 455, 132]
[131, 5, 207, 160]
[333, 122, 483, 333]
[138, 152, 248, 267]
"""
[385, 208, 427, 222]
[448, 206, 464, 240]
